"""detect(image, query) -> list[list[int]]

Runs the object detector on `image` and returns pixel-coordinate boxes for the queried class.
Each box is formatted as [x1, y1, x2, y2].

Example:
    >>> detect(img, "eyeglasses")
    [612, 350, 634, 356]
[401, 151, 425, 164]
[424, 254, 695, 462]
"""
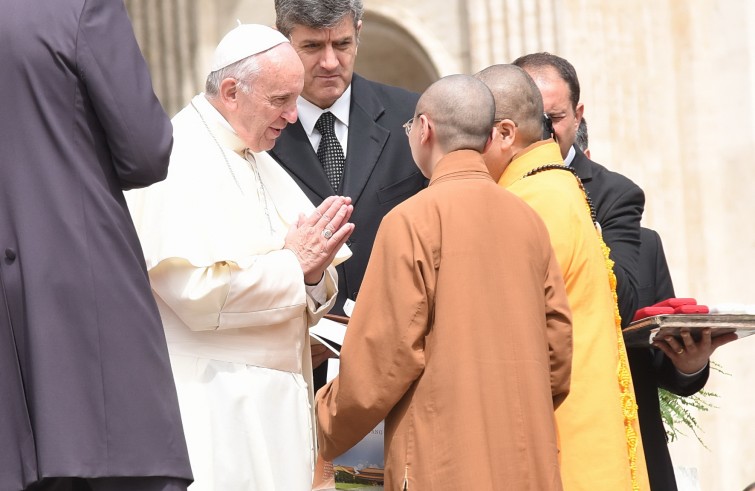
[403, 113, 422, 136]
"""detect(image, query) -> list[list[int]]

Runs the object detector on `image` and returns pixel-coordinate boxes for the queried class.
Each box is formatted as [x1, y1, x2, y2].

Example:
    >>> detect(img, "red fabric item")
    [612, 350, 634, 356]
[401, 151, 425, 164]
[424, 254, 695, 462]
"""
[652, 298, 697, 308]
[673, 304, 709, 314]
[633, 306, 674, 322]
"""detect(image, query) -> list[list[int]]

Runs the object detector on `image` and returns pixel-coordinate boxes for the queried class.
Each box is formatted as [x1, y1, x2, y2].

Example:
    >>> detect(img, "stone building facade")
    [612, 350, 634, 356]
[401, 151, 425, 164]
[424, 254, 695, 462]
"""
[125, 1, 755, 488]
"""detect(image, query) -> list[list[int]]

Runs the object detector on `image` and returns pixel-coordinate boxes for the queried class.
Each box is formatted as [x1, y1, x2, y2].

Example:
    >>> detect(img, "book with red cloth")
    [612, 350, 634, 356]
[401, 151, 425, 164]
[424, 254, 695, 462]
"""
[632, 298, 709, 322]
[624, 298, 755, 347]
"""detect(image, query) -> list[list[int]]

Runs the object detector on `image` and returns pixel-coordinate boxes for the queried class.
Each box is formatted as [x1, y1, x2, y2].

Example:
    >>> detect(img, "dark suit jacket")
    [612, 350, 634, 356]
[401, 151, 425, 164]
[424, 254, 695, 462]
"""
[269, 74, 426, 315]
[571, 146, 644, 327]
[630, 227, 708, 490]
[0, 1, 191, 488]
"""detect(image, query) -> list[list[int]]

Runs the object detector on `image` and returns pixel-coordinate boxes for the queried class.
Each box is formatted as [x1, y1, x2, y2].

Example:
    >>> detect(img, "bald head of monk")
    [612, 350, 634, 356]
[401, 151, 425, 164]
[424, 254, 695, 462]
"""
[474, 64, 546, 180]
[407, 74, 495, 178]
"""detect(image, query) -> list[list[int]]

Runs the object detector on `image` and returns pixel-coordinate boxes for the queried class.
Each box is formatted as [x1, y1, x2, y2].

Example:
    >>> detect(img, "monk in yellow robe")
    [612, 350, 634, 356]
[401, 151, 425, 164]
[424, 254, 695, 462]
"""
[477, 64, 650, 490]
[316, 75, 573, 490]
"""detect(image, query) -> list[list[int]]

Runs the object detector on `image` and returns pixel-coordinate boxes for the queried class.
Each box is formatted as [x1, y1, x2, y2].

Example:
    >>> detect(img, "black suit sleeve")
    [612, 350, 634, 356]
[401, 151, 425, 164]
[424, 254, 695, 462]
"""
[575, 147, 644, 328]
[648, 228, 675, 302]
[599, 179, 644, 327]
[655, 353, 709, 396]
[641, 228, 709, 396]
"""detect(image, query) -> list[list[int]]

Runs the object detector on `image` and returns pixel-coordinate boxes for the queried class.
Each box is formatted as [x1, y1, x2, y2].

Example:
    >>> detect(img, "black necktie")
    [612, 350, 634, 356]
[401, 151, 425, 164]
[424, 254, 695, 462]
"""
[315, 112, 345, 191]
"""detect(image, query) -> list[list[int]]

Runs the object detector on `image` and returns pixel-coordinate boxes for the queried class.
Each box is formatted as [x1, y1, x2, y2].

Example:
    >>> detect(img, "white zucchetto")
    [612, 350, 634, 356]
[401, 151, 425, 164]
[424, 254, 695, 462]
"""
[210, 24, 289, 72]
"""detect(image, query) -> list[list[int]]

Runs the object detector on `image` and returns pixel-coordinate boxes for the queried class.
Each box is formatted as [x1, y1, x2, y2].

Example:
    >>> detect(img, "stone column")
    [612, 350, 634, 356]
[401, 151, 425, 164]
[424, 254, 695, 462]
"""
[125, 0, 201, 116]
[464, 0, 561, 71]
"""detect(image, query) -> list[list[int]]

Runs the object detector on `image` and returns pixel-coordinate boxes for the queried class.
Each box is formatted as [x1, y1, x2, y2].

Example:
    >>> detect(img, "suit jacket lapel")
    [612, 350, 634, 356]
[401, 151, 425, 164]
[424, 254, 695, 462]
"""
[269, 121, 333, 200]
[342, 75, 389, 205]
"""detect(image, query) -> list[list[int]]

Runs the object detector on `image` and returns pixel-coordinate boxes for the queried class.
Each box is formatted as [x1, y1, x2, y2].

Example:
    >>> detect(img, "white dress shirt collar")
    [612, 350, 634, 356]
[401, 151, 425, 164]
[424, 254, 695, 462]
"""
[563, 145, 577, 166]
[297, 85, 352, 154]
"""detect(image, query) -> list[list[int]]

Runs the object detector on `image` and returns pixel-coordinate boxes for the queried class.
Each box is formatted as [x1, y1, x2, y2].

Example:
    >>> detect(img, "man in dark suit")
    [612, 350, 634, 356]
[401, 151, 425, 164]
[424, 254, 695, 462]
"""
[271, 0, 424, 317]
[270, 0, 426, 383]
[575, 116, 734, 489]
[0, 1, 192, 490]
[514, 53, 643, 328]
[634, 227, 706, 490]
[633, 227, 735, 490]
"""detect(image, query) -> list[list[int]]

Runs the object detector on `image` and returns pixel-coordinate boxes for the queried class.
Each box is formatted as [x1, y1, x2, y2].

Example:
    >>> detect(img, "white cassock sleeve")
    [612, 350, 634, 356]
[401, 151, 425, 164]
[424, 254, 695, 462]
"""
[148, 249, 338, 332]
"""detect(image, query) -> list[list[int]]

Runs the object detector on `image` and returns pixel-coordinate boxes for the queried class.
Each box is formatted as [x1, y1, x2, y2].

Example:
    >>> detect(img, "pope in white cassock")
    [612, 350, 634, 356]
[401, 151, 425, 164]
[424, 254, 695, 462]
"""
[127, 25, 353, 491]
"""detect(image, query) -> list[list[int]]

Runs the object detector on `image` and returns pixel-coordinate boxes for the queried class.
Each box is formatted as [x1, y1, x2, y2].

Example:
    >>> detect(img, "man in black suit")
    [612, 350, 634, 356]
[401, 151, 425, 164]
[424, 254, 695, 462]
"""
[634, 227, 735, 490]
[514, 53, 643, 328]
[270, 0, 426, 383]
[635, 227, 706, 490]
[575, 116, 734, 489]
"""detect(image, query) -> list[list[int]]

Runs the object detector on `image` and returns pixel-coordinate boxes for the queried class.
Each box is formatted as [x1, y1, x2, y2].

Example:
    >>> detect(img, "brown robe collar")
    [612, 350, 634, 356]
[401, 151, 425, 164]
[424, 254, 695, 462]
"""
[429, 149, 494, 186]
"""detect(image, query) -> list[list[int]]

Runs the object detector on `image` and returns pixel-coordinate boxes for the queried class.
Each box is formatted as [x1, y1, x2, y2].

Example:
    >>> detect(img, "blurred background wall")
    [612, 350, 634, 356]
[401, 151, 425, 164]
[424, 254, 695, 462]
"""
[124, 0, 755, 488]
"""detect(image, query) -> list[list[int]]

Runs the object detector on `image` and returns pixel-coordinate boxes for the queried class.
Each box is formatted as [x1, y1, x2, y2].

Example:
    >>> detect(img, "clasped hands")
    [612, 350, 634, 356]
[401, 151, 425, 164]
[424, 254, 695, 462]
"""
[284, 195, 354, 285]
[652, 328, 737, 374]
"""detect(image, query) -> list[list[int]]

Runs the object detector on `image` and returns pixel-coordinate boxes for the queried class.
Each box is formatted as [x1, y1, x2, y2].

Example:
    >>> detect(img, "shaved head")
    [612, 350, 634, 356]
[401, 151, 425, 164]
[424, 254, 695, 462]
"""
[416, 74, 495, 153]
[474, 64, 544, 146]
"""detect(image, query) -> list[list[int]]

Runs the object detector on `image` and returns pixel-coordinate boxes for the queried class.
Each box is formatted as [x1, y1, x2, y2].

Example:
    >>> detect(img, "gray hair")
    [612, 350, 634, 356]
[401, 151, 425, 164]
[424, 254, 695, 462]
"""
[205, 55, 261, 97]
[275, 0, 364, 37]
[575, 117, 588, 152]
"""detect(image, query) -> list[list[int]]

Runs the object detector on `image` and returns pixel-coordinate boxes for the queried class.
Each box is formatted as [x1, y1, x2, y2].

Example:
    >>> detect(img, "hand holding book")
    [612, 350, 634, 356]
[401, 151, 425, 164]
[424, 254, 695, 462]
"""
[624, 298, 753, 373]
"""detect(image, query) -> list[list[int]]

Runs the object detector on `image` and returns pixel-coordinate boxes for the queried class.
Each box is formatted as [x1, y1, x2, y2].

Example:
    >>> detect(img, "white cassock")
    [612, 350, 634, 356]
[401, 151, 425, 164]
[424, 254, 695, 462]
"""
[127, 94, 350, 491]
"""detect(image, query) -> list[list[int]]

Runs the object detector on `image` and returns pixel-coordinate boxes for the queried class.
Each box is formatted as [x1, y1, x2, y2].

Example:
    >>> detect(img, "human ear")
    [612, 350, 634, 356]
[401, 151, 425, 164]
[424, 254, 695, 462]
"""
[482, 126, 499, 154]
[419, 114, 432, 145]
[355, 20, 363, 50]
[497, 119, 516, 149]
[219, 78, 239, 108]
[575, 102, 584, 126]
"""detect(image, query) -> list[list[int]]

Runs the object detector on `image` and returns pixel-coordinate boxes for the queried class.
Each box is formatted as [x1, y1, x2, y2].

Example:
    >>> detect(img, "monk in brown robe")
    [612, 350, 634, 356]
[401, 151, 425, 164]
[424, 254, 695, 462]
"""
[315, 74, 573, 490]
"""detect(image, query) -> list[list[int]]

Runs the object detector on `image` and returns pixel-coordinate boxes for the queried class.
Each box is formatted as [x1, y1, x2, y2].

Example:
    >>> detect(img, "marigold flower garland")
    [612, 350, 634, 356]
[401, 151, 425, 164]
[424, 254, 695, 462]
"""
[598, 237, 641, 491]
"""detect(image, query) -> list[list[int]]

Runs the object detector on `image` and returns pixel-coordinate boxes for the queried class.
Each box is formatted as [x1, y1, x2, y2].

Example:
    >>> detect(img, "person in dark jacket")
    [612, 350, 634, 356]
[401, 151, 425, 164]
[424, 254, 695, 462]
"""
[575, 117, 736, 489]
[634, 227, 736, 490]
[0, 1, 192, 490]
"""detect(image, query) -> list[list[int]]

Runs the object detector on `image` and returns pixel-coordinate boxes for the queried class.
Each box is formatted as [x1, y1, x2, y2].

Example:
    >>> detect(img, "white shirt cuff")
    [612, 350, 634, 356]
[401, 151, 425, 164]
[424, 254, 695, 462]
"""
[677, 362, 708, 378]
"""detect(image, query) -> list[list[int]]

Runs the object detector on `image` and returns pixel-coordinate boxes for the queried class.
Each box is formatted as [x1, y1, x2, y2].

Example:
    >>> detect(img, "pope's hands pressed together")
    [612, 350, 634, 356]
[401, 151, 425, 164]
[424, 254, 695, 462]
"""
[285, 195, 355, 285]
